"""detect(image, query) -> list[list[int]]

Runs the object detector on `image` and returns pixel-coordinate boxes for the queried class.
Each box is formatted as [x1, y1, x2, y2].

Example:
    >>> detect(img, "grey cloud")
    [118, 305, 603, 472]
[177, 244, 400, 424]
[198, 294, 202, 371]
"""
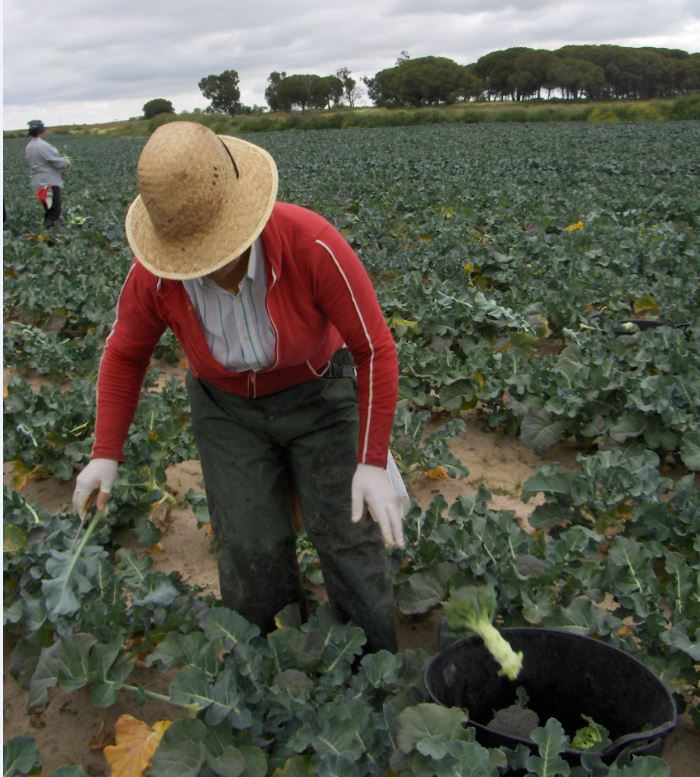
[4, 0, 698, 129]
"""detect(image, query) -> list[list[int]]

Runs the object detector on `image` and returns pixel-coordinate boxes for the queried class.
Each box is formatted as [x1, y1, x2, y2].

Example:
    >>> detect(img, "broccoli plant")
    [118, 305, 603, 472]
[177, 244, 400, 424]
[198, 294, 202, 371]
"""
[444, 585, 523, 680]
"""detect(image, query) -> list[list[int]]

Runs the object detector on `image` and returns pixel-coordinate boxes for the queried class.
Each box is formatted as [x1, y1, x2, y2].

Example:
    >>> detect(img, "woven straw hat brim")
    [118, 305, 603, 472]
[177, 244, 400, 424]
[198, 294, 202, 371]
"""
[125, 134, 278, 280]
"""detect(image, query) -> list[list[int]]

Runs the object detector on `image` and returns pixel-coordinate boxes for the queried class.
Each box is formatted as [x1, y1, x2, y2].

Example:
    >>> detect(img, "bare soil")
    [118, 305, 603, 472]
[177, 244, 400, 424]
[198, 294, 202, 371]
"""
[4, 415, 699, 774]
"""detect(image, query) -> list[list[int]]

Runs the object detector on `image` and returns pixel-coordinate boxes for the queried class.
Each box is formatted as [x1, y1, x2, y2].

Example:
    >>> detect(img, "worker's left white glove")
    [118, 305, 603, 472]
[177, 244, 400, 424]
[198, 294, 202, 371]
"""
[351, 463, 405, 549]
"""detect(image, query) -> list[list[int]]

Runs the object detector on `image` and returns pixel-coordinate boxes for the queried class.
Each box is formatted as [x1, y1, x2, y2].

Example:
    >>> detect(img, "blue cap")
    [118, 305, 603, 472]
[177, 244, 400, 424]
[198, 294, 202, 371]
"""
[28, 121, 46, 136]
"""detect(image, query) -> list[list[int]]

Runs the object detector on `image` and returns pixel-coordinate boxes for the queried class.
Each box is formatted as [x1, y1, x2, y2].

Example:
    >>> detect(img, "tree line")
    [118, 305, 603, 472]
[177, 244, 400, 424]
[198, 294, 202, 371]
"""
[142, 44, 700, 118]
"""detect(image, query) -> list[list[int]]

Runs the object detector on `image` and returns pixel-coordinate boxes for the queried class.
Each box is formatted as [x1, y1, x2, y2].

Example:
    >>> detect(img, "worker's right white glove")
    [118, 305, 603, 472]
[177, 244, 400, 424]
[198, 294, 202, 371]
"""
[72, 458, 118, 518]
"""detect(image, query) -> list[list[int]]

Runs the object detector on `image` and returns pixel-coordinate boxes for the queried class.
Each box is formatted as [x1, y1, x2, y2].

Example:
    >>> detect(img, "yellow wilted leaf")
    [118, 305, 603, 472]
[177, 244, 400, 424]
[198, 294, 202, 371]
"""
[442, 207, 455, 220]
[565, 220, 584, 232]
[276, 755, 315, 775]
[149, 500, 172, 531]
[274, 602, 302, 629]
[104, 715, 171, 777]
[615, 625, 633, 637]
[615, 501, 634, 521]
[4, 524, 28, 554]
[389, 317, 418, 332]
[418, 233, 433, 242]
[424, 466, 449, 480]
[633, 295, 661, 316]
[12, 460, 43, 491]
[3, 386, 8, 398]
[473, 371, 485, 391]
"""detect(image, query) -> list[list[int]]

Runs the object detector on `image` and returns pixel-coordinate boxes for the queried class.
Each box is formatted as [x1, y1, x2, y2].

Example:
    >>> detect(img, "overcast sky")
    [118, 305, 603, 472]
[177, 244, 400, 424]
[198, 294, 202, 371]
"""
[3, 0, 699, 130]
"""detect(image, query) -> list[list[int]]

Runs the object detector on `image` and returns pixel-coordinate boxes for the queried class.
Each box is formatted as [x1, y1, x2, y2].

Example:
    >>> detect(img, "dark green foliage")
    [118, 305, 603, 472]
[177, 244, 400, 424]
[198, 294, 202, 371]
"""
[198, 70, 242, 115]
[265, 72, 344, 112]
[471, 44, 700, 101]
[370, 56, 482, 107]
[142, 98, 175, 120]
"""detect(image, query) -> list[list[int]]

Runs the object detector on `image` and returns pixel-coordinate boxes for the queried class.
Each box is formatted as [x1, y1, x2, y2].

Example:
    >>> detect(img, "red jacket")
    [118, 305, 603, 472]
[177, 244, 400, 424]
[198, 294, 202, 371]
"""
[93, 202, 398, 468]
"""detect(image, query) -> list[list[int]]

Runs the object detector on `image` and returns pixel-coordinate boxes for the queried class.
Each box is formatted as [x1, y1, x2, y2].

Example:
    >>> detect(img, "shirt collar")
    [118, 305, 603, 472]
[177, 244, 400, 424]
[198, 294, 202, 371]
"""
[196, 238, 260, 289]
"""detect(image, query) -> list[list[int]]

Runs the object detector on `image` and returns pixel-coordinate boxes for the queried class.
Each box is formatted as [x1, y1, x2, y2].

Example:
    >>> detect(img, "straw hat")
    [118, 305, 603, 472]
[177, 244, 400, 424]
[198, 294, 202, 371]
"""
[125, 122, 278, 279]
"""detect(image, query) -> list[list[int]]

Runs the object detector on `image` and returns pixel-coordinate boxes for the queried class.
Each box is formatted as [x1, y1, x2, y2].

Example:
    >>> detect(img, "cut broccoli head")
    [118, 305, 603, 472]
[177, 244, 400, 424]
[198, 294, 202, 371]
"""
[571, 715, 612, 751]
[444, 585, 524, 681]
[488, 704, 540, 739]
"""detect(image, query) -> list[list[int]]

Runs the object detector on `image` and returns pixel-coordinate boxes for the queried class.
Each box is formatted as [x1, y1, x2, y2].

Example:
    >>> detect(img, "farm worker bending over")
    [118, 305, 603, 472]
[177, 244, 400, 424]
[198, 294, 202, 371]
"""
[25, 120, 71, 229]
[72, 121, 404, 653]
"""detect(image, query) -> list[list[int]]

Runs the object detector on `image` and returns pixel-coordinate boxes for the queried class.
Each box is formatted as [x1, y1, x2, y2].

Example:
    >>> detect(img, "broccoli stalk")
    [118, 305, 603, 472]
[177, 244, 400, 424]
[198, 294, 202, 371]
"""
[445, 585, 524, 681]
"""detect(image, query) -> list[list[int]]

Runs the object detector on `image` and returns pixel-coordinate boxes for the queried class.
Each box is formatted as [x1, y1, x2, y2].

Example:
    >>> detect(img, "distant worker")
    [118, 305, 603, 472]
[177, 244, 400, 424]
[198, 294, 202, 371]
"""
[72, 121, 406, 653]
[25, 120, 71, 229]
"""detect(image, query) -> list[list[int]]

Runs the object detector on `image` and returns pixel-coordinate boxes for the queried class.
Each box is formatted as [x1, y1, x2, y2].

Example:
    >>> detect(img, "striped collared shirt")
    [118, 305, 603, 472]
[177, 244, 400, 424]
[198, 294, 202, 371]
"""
[182, 238, 276, 372]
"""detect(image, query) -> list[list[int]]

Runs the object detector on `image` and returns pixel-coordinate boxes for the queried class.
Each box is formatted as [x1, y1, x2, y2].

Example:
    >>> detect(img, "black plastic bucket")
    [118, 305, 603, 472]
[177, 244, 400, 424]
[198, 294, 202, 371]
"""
[425, 627, 677, 763]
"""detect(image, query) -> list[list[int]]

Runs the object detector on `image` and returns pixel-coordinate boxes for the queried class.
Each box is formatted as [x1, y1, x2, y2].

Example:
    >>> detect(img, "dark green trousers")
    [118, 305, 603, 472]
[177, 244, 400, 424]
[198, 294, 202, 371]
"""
[186, 367, 398, 653]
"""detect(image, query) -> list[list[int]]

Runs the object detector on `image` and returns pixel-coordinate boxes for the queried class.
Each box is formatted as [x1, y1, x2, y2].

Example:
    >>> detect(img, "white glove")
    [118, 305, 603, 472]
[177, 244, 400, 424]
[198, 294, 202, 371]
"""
[351, 463, 405, 549]
[72, 458, 118, 518]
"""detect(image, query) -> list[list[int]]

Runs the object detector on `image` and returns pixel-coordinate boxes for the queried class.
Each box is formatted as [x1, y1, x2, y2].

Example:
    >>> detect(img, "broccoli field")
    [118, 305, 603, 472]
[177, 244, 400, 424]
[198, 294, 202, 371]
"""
[3, 120, 700, 776]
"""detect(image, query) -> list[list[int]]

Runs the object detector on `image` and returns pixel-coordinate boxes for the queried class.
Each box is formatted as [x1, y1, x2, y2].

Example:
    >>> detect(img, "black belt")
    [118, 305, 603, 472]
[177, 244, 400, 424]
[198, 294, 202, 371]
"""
[324, 348, 356, 379]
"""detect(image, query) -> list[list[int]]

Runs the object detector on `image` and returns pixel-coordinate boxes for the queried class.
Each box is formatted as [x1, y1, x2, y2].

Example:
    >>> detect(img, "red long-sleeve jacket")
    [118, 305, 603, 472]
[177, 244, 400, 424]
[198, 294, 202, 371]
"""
[93, 202, 398, 468]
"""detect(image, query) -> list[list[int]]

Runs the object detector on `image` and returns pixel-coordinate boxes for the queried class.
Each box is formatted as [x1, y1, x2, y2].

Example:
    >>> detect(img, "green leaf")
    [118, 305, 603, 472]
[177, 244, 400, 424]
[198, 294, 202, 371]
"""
[268, 627, 323, 673]
[149, 719, 207, 777]
[309, 757, 359, 777]
[204, 745, 245, 777]
[8, 630, 54, 690]
[395, 571, 447, 615]
[29, 633, 97, 706]
[130, 573, 178, 608]
[545, 596, 621, 637]
[521, 589, 555, 624]
[526, 718, 570, 777]
[3, 736, 41, 777]
[357, 650, 402, 688]
[527, 504, 571, 530]
[319, 623, 366, 684]
[200, 607, 260, 648]
[89, 638, 133, 707]
[397, 703, 468, 758]
[115, 547, 152, 585]
[660, 624, 700, 661]
[607, 756, 670, 777]
[607, 413, 645, 443]
[679, 430, 700, 471]
[437, 739, 497, 776]
[522, 466, 572, 502]
[169, 666, 251, 729]
[146, 631, 223, 676]
[520, 409, 565, 453]
[272, 668, 314, 696]
[291, 699, 371, 762]
[42, 545, 105, 617]
[202, 725, 266, 777]
[236, 745, 268, 777]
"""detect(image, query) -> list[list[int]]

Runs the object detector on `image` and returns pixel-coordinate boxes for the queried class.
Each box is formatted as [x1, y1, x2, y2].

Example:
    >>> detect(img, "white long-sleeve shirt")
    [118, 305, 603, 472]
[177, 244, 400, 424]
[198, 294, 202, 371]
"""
[25, 137, 70, 194]
[182, 238, 276, 372]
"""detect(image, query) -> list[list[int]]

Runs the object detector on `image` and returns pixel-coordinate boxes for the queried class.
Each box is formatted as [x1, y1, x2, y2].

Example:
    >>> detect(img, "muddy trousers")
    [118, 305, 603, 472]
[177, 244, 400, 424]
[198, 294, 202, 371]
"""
[186, 370, 398, 653]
